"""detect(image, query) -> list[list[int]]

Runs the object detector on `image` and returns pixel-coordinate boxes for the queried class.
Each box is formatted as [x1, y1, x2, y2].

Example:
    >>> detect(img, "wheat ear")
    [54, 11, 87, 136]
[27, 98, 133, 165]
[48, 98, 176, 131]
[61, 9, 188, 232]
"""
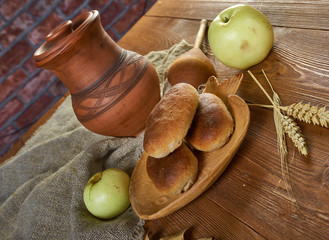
[248, 102, 329, 128]
[282, 102, 329, 128]
[281, 116, 308, 156]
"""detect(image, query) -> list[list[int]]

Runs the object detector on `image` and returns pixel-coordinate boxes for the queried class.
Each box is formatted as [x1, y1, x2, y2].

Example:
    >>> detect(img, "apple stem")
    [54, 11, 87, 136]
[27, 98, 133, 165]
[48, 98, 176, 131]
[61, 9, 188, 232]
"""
[194, 19, 208, 49]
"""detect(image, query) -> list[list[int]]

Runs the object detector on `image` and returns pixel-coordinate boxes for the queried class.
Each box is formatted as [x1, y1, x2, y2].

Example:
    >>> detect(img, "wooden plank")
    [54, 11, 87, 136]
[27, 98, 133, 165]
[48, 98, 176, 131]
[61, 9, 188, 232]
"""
[147, 0, 329, 31]
[238, 26, 329, 107]
[119, 16, 329, 107]
[144, 193, 266, 239]
[204, 106, 329, 239]
[118, 16, 199, 54]
[144, 106, 329, 239]
[124, 17, 329, 239]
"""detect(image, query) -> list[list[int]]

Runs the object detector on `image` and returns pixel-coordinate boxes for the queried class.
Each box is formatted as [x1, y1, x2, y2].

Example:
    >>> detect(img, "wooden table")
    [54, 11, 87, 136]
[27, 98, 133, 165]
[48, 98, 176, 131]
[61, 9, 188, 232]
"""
[2, 0, 329, 239]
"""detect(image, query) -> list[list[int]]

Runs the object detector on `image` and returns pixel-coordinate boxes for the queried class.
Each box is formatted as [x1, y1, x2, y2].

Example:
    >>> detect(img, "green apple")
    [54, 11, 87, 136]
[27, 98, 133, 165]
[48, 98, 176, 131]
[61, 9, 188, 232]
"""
[83, 168, 130, 219]
[208, 4, 274, 69]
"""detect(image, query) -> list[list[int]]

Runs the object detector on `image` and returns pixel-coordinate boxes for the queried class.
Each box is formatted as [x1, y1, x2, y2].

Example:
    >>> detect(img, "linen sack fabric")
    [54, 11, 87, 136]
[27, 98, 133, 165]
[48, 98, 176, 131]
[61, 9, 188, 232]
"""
[0, 40, 193, 240]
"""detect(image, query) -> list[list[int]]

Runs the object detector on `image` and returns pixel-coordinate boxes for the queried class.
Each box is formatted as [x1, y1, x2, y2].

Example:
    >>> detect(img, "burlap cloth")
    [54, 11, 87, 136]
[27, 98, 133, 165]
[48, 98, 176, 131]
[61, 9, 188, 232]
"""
[0, 40, 193, 240]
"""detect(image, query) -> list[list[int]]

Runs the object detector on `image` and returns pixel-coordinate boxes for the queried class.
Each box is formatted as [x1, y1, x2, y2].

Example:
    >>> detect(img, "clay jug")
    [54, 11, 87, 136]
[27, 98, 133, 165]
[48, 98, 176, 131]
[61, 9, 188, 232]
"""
[33, 10, 161, 137]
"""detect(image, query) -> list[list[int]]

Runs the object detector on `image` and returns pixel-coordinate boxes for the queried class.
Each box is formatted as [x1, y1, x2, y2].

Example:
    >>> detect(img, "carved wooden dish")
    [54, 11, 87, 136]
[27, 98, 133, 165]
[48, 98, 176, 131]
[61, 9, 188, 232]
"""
[129, 73, 250, 220]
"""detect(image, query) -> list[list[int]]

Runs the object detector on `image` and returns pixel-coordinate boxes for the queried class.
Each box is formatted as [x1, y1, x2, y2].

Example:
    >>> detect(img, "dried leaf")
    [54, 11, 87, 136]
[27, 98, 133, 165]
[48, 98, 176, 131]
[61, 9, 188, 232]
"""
[145, 232, 151, 240]
[160, 229, 187, 240]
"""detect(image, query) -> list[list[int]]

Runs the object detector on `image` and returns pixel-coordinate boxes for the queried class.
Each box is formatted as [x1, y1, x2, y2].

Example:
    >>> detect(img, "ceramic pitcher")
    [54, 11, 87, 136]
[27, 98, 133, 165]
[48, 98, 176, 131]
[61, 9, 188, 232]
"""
[34, 10, 160, 136]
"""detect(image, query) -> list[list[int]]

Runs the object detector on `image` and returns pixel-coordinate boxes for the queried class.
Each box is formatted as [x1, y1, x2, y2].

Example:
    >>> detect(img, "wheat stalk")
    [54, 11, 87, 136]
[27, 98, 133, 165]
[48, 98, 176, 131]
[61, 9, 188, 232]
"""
[262, 70, 288, 158]
[247, 70, 306, 206]
[273, 93, 288, 158]
[261, 71, 299, 205]
[273, 93, 296, 203]
[247, 70, 308, 156]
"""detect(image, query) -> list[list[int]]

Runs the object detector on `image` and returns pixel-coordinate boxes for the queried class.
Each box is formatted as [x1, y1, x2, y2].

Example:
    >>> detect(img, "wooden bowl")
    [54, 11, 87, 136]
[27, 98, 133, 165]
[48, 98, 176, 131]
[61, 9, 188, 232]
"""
[129, 74, 249, 220]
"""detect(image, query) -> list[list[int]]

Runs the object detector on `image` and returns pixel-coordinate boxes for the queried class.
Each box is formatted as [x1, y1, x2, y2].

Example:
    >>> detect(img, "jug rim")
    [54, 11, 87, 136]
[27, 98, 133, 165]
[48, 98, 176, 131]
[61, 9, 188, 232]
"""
[33, 10, 99, 67]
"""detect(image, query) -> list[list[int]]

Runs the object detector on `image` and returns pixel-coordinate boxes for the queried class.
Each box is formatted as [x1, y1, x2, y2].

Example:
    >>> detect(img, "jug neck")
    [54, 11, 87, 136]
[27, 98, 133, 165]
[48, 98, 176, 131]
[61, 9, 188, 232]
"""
[33, 10, 122, 94]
